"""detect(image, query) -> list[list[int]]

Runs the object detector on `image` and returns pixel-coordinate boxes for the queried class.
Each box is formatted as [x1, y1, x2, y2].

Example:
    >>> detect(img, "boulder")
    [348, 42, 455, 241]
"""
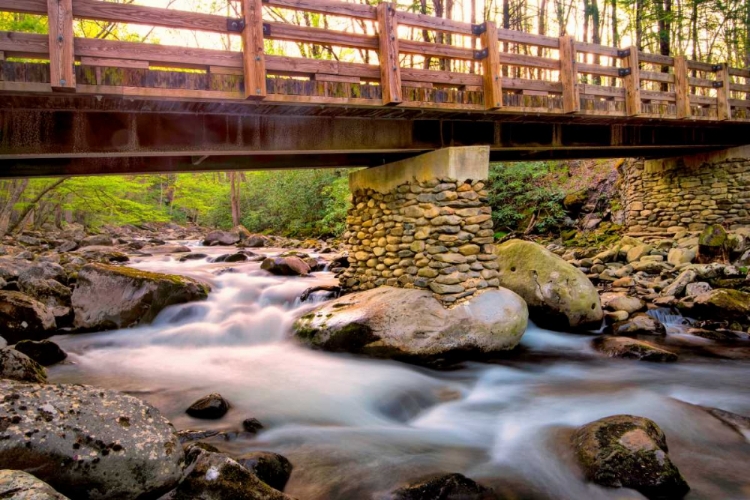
[684, 282, 711, 297]
[600, 293, 645, 314]
[388, 473, 494, 500]
[72, 263, 210, 331]
[164, 447, 293, 500]
[18, 262, 67, 284]
[236, 451, 293, 491]
[698, 224, 727, 248]
[79, 234, 113, 247]
[203, 230, 240, 246]
[146, 245, 192, 254]
[0, 470, 70, 500]
[261, 257, 311, 277]
[678, 288, 750, 322]
[242, 418, 264, 433]
[57, 240, 78, 253]
[74, 247, 129, 264]
[661, 270, 697, 298]
[572, 415, 689, 499]
[212, 252, 249, 263]
[243, 235, 267, 248]
[667, 247, 696, 266]
[179, 253, 209, 262]
[185, 393, 230, 420]
[610, 313, 666, 336]
[494, 240, 602, 330]
[592, 337, 678, 362]
[0, 347, 47, 383]
[0, 291, 56, 344]
[18, 277, 71, 319]
[294, 286, 527, 364]
[0, 380, 184, 500]
[13, 340, 67, 366]
[626, 244, 652, 263]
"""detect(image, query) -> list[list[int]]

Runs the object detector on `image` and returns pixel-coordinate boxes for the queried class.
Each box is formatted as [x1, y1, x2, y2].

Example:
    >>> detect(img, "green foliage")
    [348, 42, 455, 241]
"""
[486, 162, 567, 234]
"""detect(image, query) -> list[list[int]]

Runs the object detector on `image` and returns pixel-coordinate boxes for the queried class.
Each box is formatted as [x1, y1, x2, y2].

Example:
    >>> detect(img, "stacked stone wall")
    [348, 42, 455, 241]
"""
[623, 153, 750, 233]
[339, 177, 499, 304]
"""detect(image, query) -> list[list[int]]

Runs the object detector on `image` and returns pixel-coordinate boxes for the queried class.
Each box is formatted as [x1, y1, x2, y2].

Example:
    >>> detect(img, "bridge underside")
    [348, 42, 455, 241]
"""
[1, 95, 749, 177]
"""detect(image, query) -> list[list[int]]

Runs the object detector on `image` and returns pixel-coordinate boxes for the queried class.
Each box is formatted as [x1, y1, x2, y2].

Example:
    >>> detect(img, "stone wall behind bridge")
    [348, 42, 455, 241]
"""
[623, 145, 750, 233]
[338, 147, 499, 304]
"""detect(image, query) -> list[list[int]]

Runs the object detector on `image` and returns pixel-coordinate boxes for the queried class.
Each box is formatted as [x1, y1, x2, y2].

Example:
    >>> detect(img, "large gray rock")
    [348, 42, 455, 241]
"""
[0, 347, 47, 383]
[572, 415, 689, 499]
[164, 447, 293, 500]
[203, 230, 240, 246]
[18, 276, 71, 320]
[0, 470, 70, 500]
[79, 234, 113, 247]
[293, 286, 527, 364]
[494, 239, 602, 330]
[0, 291, 56, 344]
[0, 380, 184, 500]
[72, 263, 210, 331]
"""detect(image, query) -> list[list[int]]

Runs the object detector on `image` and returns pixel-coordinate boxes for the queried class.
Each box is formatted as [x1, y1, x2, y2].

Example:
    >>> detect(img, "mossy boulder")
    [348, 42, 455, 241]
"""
[72, 263, 210, 332]
[388, 473, 495, 500]
[677, 288, 750, 322]
[0, 291, 56, 344]
[0, 470, 70, 500]
[572, 415, 689, 499]
[293, 286, 527, 365]
[0, 347, 47, 383]
[592, 337, 678, 362]
[698, 224, 727, 248]
[494, 239, 603, 330]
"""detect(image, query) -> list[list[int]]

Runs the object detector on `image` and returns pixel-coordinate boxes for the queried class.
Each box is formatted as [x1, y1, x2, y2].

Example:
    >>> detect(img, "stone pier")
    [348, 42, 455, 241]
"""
[339, 146, 498, 304]
[623, 145, 750, 233]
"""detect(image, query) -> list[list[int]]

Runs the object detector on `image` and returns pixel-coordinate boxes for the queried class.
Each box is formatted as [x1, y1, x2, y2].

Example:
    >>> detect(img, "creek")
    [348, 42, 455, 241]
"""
[47, 243, 750, 500]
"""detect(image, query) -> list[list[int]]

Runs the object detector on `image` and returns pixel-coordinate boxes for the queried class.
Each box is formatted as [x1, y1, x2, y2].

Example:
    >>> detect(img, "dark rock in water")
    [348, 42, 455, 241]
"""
[79, 234, 113, 247]
[686, 327, 742, 341]
[176, 429, 223, 444]
[203, 230, 240, 246]
[236, 451, 293, 492]
[388, 473, 495, 500]
[678, 289, 750, 322]
[242, 417, 264, 433]
[14, 339, 67, 366]
[610, 313, 666, 336]
[572, 414, 689, 499]
[592, 336, 678, 362]
[244, 235, 267, 248]
[0, 347, 47, 383]
[164, 448, 293, 500]
[0, 469, 70, 500]
[180, 253, 209, 262]
[186, 393, 230, 419]
[213, 252, 249, 263]
[0, 291, 56, 343]
[704, 407, 750, 440]
[261, 257, 311, 277]
[0, 380, 184, 500]
[72, 263, 210, 331]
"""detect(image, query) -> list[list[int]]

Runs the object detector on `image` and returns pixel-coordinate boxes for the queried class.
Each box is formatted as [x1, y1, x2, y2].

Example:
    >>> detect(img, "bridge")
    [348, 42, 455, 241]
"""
[1, 0, 750, 177]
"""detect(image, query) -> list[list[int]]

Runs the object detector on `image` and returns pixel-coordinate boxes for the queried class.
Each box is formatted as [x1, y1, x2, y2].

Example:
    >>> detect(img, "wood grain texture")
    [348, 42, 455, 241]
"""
[376, 3, 401, 104]
[623, 47, 641, 116]
[559, 35, 579, 113]
[47, 0, 75, 92]
[480, 21, 502, 110]
[241, 0, 266, 99]
[673, 55, 691, 119]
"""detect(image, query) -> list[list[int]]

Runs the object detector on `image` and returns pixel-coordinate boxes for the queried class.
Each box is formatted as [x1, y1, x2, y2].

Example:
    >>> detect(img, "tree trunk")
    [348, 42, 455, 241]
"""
[656, 0, 672, 91]
[0, 180, 29, 237]
[230, 172, 241, 227]
[6, 178, 68, 235]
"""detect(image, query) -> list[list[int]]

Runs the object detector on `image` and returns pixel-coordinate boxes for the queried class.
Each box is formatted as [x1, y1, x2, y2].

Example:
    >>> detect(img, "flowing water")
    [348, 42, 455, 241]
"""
[47, 244, 750, 500]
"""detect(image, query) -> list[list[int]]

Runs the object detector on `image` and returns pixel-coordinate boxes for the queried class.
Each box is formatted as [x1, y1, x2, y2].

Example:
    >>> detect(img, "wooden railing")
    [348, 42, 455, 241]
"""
[0, 0, 749, 121]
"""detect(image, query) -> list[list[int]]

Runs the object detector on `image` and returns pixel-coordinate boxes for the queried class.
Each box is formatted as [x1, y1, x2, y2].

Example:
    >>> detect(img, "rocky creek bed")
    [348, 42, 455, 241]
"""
[0, 223, 750, 499]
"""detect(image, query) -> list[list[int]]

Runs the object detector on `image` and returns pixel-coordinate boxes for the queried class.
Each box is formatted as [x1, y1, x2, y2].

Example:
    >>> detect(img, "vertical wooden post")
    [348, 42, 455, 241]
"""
[479, 21, 502, 110]
[47, 0, 75, 92]
[716, 63, 731, 121]
[622, 47, 640, 116]
[241, 0, 267, 100]
[377, 3, 401, 105]
[559, 35, 579, 114]
[673, 55, 690, 119]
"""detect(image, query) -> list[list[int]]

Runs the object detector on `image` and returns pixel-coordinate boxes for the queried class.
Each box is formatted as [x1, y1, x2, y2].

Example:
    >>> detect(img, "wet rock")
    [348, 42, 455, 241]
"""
[176, 429, 225, 444]
[686, 327, 741, 341]
[592, 337, 678, 362]
[387, 473, 495, 500]
[164, 447, 293, 500]
[236, 451, 293, 491]
[243, 234, 267, 248]
[600, 293, 645, 314]
[13, 340, 67, 366]
[261, 257, 311, 277]
[678, 288, 750, 322]
[242, 417, 264, 433]
[294, 286, 527, 365]
[79, 234, 113, 247]
[0, 380, 184, 500]
[0, 469, 70, 500]
[203, 230, 240, 246]
[72, 263, 210, 331]
[0, 291, 56, 344]
[605, 310, 629, 323]
[0, 347, 47, 383]
[611, 313, 666, 336]
[572, 415, 689, 499]
[212, 252, 249, 263]
[147, 245, 192, 254]
[705, 407, 750, 440]
[494, 239, 602, 330]
[179, 253, 209, 262]
[186, 393, 230, 420]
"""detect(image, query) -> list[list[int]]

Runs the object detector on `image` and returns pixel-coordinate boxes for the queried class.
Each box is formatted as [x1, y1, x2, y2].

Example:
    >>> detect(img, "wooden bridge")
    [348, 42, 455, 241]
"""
[1, 0, 750, 177]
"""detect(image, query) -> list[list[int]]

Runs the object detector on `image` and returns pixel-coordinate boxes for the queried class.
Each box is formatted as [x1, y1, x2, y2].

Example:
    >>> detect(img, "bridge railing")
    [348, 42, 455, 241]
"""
[0, 0, 748, 121]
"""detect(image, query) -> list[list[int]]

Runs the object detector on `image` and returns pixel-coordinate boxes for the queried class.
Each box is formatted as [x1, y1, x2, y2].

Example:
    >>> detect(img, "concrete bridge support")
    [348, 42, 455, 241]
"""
[623, 144, 750, 234]
[339, 147, 499, 304]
